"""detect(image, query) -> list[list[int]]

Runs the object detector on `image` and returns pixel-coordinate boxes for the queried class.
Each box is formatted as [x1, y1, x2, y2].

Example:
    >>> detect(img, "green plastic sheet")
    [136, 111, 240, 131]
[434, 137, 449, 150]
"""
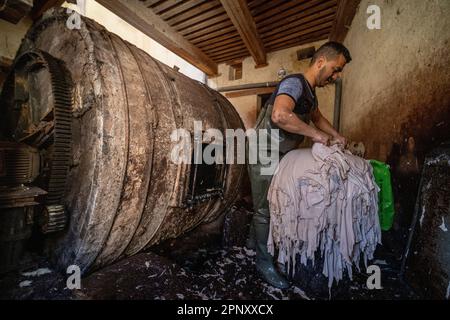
[370, 160, 395, 231]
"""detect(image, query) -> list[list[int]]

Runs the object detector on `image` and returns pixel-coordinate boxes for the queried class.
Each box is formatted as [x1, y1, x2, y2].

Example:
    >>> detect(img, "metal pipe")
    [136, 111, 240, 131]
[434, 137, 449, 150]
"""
[333, 78, 343, 131]
[217, 81, 279, 92]
[399, 169, 424, 280]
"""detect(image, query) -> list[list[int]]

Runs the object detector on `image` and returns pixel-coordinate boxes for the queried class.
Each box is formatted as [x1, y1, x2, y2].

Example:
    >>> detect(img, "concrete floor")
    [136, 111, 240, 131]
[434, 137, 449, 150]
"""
[0, 200, 419, 300]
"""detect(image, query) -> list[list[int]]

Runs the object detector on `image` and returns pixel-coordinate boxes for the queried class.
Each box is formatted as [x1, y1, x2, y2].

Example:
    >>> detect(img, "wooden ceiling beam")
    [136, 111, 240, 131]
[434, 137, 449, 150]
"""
[172, 6, 225, 30]
[183, 20, 233, 39]
[207, 49, 248, 60]
[209, 46, 249, 58]
[253, 0, 307, 23]
[186, 25, 236, 42]
[329, 0, 361, 42]
[150, 0, 182, 15]
[266, 30, 331, 52]
[159, 0, 207, 21]
[204, 43, 247, 56]
[166, 0, 221, 26]
[261, 7, 336, 38]
[142, 0, 161, 8]
[262, 16, 333, 42]
[257, 0, 336, 31]
[250, 0, 288, 17]
[215, 53, 251, 64]
[247, 0, 270, 11]
[263, 19, 334, 46]
[96, 0, 218, 76]
[179, 15, 231, 36]
[212, 50, 250, 61]
[220, 0, 267, 67]
[200, 38, 243, 51]
[192, 31, 240, 47]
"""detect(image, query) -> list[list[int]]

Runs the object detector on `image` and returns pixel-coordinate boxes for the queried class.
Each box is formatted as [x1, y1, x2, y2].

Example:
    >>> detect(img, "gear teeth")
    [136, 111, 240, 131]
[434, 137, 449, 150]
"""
[8, 50, 74, 233]
[41, 51, 72, 208]
[41, 204, 66, 234]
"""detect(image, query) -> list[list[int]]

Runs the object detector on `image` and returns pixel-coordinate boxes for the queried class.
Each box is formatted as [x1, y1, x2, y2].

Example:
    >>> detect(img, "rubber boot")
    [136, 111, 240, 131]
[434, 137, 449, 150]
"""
[253, 213, 290, 289]
[277, 262, 288, 277]
[245, 220, 256, 250]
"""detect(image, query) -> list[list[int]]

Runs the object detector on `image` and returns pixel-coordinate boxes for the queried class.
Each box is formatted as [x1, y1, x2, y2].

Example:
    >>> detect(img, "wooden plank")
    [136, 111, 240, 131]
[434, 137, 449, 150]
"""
[192, 31, 240, 46]
[225, 87, 275, 98]
[263, 16, 333, 45]
[198, 36, 242, 51]
[247, 0, 270, 10]
[257, 0, 336, 32]
[179, 14, 231, 36]
[197, 38, 243, 55]
[220, 0, 267, 67]
[250, 0, 287, 17]
[203, 41, 246, 54]
[267, 27, 331, 51]
[142, 0, 162, 8]
[215, 53, 251, 64]
[150, 0, 181, 15]
[254, 0, 308, 23]
[263, 18, 335, 46]
[267, 29, 331, 49]
[261, 9, 336, 38]
[225, 57, 244, 65]
[166, 0, 221, 26]
[187, 25, 236, 42]
[199, 35, 242, 49]
[329, 0, 361, 42]
[209, 47, 249, 59]
[210, 49, 250, 62]
[96, 0, 217, 75]
[204, 43, 247, 56]
[175, 10, 233, 36]
[266, 30, 331, 52]
[209, 48, 249, 60]
[160, 0, 208, 21]
[172, 6, 225, 30]
[183, 19, 233, 39]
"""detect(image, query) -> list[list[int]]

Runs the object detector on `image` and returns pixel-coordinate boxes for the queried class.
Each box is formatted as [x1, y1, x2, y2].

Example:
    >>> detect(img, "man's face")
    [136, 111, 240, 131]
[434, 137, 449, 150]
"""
[315, 54, 347, 87]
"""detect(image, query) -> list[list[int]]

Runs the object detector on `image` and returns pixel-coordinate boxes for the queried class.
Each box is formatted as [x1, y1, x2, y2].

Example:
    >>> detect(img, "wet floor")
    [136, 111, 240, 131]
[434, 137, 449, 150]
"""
[0, 203, 419, 300]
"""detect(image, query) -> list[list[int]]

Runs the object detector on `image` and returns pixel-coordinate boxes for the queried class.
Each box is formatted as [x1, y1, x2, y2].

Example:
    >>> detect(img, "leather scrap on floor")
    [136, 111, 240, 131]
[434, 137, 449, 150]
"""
[267, 143, 382, 288]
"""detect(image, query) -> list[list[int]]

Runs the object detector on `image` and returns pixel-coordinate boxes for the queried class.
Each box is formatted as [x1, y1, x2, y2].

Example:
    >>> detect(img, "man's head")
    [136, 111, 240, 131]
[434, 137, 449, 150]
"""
[309, 42, 352, 87]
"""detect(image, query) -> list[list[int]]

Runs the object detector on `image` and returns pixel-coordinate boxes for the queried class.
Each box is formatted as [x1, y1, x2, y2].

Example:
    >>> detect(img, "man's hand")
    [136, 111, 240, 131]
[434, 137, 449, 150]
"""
[312, 130, 332, 146]
[331, 134, 347, 146]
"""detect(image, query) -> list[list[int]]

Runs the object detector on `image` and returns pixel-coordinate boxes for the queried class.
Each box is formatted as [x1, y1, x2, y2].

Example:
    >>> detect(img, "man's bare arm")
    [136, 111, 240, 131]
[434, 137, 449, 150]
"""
[271, 95, 330, 144]
[311, 107, 347, 144]
[311, 108, 339, 137]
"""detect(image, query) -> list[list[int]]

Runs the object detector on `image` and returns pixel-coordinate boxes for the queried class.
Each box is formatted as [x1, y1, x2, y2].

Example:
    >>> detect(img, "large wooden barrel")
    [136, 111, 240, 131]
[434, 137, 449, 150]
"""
[0, 8, 245, 273]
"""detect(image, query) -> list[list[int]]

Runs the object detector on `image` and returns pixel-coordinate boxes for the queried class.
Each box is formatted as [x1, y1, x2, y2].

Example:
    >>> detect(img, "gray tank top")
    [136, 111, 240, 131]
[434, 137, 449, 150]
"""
[254, 74, 318, 154]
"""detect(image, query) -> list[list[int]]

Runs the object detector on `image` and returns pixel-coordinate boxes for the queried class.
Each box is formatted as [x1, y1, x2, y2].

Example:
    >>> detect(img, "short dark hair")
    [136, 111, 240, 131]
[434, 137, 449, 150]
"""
[310, 41, 352, 65]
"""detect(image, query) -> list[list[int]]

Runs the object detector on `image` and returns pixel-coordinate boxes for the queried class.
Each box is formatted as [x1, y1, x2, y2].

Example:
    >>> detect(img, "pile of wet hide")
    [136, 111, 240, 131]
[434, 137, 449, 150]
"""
[267, 143, 381, 288]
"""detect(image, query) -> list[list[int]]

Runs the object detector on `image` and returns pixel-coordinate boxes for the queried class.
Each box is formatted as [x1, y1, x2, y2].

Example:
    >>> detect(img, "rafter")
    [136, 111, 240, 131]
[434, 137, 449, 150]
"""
[220, 0, 267, 67]
[96, 0, 218, 75]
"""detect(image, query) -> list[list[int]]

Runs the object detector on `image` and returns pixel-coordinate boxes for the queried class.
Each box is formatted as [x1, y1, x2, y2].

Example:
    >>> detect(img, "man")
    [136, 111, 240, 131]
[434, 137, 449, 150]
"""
[247, 42, 351, 289]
